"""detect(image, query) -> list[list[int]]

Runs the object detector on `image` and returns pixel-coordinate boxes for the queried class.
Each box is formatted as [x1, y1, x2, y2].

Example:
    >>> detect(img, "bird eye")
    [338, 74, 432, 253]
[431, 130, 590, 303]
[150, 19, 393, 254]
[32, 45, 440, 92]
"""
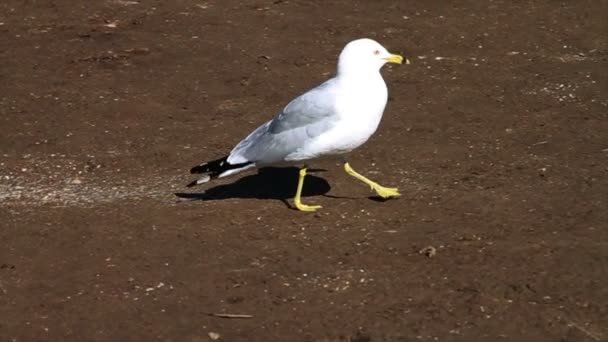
[373, 50, 380, 55]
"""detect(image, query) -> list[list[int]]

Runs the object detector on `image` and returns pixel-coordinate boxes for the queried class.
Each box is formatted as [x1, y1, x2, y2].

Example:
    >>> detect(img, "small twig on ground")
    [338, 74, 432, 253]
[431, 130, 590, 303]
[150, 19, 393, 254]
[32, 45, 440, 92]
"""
[567, 322, 602, 341]
[208, 313, 253, 319]
[531, 141, 548, 146]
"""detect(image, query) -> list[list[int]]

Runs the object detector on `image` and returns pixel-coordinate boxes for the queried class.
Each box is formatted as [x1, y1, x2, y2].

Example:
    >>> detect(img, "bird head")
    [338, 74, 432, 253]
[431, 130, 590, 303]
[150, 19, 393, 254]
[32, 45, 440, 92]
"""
[337, 38, 409, 75]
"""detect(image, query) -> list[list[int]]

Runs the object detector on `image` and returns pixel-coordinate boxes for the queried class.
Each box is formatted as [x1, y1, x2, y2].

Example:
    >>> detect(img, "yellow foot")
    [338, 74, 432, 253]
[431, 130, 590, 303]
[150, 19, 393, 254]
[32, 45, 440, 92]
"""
[371, 184, 401, 199]
[294, 201, 322, 212]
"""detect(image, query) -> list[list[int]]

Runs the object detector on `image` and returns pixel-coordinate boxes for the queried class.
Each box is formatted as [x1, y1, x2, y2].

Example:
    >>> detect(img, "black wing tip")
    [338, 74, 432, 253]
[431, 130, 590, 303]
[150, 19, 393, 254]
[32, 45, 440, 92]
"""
[190, 156, 229, 174]
[190, 165, 205, 174]
[188, 156, 253, 186]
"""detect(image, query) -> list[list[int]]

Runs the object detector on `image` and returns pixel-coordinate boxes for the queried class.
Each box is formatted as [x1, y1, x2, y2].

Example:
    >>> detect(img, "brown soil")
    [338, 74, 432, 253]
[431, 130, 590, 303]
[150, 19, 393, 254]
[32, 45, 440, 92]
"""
[1, 1, 607, 341]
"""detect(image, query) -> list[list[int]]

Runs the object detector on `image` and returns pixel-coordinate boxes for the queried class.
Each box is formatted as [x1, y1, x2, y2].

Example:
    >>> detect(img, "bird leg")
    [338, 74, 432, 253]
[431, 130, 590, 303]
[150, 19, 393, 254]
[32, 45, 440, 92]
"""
[344, 162, 401, 198]
[293, 167, 322, 212]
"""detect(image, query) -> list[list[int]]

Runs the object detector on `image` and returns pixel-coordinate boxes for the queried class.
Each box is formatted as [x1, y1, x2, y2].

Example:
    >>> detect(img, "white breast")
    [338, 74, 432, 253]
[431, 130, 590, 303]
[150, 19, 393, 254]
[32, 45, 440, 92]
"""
[287, 73, 389, 160]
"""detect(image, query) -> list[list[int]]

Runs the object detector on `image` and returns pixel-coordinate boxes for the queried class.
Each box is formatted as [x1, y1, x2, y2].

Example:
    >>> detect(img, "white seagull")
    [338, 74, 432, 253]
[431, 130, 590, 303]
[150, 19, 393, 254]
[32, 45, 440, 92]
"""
[188, 38, 410, 211]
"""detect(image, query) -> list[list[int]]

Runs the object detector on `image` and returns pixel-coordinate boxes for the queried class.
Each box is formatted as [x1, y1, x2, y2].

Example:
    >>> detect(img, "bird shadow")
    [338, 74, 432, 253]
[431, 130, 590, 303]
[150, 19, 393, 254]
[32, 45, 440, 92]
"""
[175, 167, 331, 209]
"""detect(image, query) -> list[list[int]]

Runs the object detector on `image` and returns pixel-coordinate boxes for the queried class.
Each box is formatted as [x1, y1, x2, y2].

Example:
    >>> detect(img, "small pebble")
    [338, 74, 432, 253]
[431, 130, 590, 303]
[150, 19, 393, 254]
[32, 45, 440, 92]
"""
[419, 246, 437, 258]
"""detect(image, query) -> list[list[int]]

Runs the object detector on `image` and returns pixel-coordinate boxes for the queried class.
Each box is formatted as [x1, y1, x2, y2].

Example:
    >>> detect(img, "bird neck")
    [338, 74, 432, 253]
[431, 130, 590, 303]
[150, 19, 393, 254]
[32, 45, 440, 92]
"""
[336, 69, 385, 89]
[336, 67, 383, 83]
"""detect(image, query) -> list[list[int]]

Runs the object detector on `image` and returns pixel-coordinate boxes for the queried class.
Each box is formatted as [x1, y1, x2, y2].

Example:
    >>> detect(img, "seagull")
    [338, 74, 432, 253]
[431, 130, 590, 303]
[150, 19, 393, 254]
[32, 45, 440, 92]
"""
[187, 38, 409, 211]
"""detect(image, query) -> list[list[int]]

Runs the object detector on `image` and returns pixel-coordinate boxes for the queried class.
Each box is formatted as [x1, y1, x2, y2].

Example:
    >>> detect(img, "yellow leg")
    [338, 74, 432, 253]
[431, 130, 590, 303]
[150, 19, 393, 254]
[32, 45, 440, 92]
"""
[344, 162, 401, 198]
[293, 167, 322, 212]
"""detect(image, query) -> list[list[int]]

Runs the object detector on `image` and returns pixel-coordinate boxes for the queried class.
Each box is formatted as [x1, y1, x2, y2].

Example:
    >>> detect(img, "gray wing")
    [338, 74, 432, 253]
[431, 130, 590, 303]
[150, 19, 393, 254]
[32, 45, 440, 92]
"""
[268, 79, 338, 134]
[227, 78, 339, 165]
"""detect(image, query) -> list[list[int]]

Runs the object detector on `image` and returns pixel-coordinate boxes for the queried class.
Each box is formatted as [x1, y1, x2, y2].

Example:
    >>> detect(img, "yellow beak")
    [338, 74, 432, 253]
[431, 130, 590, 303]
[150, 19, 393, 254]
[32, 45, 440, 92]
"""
[385, 54, 411, 65]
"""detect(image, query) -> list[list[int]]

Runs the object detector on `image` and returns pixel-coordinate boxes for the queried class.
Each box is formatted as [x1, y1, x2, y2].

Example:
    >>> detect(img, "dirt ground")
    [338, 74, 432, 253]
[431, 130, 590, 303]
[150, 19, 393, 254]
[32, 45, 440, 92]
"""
[1, 0, 607, 341]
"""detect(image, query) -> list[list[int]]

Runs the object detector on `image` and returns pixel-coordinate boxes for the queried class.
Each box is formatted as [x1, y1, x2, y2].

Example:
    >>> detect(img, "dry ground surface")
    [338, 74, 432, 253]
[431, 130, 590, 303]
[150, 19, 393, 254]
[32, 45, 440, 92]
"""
[1, 0, 607, 341]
